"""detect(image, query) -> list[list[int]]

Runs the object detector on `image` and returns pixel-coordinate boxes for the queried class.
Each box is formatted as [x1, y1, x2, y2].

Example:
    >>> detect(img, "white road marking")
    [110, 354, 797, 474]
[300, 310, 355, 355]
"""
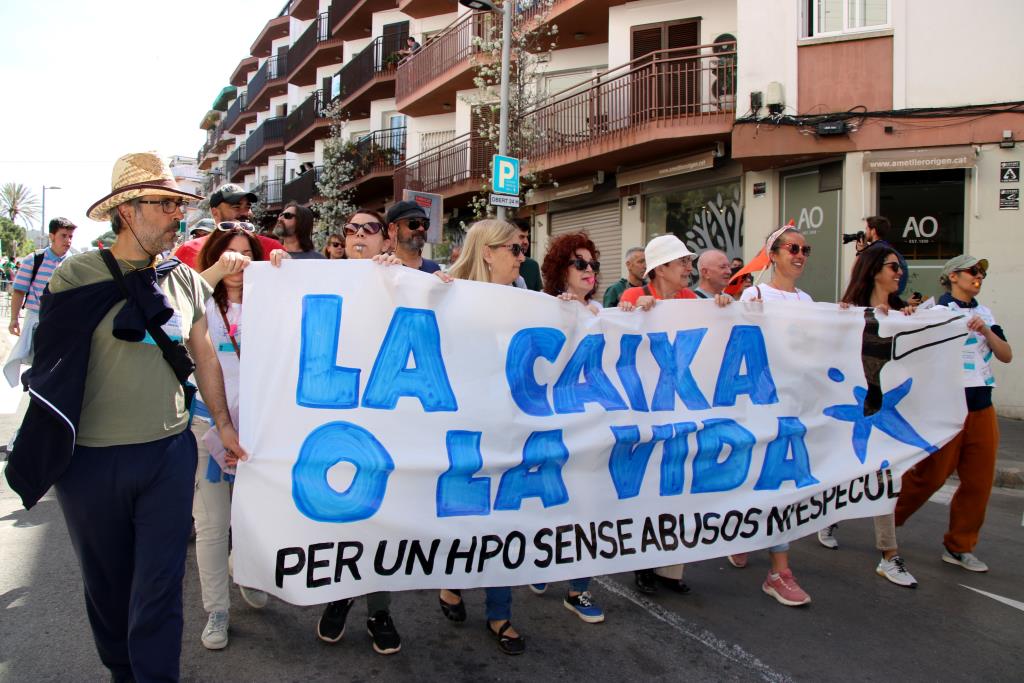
[928, 484, 958, 506]
[595, 576, 792, 683]
[960, 585, 1024, 613]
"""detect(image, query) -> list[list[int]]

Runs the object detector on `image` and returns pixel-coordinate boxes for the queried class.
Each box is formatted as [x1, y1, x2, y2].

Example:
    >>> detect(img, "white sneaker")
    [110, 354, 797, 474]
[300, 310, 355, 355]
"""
[817, 524, 839, 549]
[876, 555, 918, 588]
[239, 585, 268, 609]
[942, 549, 988, 572]
[201, 610, 229, 650]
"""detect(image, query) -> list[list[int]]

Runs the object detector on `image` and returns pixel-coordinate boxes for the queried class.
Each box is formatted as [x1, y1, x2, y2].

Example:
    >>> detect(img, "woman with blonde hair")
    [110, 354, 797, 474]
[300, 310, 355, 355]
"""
[440, 218, 527, 655]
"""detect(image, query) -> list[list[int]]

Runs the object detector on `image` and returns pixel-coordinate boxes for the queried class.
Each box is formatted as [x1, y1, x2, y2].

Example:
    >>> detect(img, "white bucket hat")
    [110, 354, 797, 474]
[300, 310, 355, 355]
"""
[644, 234, 694, 277]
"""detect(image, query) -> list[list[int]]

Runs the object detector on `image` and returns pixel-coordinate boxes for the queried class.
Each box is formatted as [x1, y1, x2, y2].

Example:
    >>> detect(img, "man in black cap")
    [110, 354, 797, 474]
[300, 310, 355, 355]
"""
[174, 184, 282, 269]
[385, 200, 440, 273]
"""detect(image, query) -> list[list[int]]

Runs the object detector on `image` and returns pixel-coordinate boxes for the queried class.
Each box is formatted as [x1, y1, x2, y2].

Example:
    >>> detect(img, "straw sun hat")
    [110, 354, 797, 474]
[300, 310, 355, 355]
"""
[87, 152, 202, 221]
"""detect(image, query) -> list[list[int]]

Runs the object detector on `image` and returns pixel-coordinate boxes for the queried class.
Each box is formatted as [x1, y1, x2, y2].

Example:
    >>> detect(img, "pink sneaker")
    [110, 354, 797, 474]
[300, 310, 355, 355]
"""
[762, 568, 811, 606]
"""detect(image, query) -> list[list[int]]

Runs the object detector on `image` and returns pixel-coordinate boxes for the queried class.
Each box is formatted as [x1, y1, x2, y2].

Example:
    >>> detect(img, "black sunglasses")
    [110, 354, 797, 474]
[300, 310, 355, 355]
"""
[344, 221, 385, 236]
[280, 211, 296, 220]
[955, 266, 986, 279]
[569, 257, 600, 273]
[882, 261, 902, 273]
[402, 218, 429, 231]
[496, 243, 526, 257]
[781, 243, 812, 256]
[216, 221, 255, 232]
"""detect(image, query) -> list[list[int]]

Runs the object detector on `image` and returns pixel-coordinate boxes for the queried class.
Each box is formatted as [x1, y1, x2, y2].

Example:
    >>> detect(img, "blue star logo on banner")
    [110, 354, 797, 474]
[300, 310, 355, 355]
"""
[823, 370, 937, 464]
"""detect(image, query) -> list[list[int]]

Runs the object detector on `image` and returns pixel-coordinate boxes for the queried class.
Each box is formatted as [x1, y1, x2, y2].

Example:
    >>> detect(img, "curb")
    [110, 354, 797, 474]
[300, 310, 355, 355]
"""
[948, 465, 1023, 491]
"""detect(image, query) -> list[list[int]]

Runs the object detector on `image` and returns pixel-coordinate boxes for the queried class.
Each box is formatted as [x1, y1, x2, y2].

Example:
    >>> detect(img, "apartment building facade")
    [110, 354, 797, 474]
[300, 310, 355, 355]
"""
[195, 0, 1023, 416]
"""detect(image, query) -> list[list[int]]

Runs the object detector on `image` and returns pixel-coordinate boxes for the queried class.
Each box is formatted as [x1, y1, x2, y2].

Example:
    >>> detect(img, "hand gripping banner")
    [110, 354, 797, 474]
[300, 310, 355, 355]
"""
[232, 261, 967, 605]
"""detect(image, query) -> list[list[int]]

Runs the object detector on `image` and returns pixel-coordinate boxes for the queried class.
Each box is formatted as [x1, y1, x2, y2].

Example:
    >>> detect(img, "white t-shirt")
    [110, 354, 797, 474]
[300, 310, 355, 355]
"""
[739, 283, 814, 303]
[197, 299, 242, 416]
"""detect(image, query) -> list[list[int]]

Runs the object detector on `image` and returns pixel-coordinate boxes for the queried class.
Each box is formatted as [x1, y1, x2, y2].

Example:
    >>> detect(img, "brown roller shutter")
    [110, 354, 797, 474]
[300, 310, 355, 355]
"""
[550, 203, 622, 300]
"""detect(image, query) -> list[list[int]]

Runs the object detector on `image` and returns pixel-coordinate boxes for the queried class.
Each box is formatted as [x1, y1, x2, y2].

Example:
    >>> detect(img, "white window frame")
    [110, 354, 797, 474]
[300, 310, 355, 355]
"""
[800, 0, 891, 39]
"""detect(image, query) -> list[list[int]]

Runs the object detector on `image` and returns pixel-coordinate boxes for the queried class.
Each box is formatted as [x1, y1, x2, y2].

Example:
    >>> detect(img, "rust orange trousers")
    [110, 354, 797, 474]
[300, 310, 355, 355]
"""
[894, 406, 999, 553]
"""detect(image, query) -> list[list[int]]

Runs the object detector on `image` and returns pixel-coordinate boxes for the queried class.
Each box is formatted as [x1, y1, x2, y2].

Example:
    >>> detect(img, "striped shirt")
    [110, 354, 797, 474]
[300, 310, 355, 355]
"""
[12, 248, 69, 312]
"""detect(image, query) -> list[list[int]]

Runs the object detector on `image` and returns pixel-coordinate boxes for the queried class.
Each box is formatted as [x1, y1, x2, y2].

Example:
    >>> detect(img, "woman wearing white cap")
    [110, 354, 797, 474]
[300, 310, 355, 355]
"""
[894, 255, 1012, 572]
[731, 225, 814, 607]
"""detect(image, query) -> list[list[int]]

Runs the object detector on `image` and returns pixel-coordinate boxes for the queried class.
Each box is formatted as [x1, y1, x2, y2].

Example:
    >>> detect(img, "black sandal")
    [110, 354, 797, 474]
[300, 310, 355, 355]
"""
[654, 574, 691, 594]
[439, 589, 466, 622]
[487, 620, 525, 655]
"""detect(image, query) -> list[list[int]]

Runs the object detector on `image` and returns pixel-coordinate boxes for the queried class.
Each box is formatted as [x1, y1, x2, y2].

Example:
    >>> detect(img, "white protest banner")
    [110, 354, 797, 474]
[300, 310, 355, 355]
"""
[233, 261, 968, 606]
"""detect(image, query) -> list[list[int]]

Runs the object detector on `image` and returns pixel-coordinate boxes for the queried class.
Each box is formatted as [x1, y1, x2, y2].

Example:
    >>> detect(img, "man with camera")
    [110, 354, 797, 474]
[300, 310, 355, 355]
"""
[845, 216, 911, 298]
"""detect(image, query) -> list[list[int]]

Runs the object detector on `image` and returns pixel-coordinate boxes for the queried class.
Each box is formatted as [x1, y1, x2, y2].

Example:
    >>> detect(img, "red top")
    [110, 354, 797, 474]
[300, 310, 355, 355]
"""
[173, 234, 284, 269]
[619, 282, 698, 305]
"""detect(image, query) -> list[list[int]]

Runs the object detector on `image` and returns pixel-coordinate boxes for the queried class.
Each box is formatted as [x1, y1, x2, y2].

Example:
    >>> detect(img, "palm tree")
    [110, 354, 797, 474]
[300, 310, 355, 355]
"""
[0, 183, 41, 229]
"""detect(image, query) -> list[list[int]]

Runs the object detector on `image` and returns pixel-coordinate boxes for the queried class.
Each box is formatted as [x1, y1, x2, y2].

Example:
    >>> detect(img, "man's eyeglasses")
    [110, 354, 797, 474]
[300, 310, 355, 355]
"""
[344, 221, 385, 236]
[882, 261, 902, 273]
[496, 243, 526, 257]
[216, 221, 255, 232]
[280, 211, 296, 220]
[781, 243, 812, 256]
[402, 219, 429, 231]
[955, 266, 986, 279]
[569, 257, 600, 273]
[137, 198, 191, 214]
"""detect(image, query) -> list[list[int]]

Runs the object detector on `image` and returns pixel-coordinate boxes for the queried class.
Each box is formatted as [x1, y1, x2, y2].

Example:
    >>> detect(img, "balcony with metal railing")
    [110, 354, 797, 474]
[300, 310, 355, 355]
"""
[289, 12, 344, 86]
[224, 92, 255, 135]
[520, 42, 737, 177]
[251, 14, 290, 58]
[393, 131, 492, 201]
[330, 0, 398, 42]
[341, 126, 407, 204]
[332, 33, 406, 119]
[226, 143, 249, 183]
[230, 56, 259, 87]
[247, 49, 289, 113]
[283, 166, 323, 206]
[398, 0, 456, 19]
[259, 178, 285, 209]
[285, 89, 331, 153]
[245, 117, 287, 167]
[517, 0, 626, 48]
[395, 11, 495, 117]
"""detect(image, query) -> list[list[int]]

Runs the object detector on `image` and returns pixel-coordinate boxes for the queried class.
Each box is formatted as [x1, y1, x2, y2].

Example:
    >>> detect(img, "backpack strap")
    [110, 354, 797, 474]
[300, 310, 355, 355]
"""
[22, 252, 46, 310]
[642, 284, 652, 297]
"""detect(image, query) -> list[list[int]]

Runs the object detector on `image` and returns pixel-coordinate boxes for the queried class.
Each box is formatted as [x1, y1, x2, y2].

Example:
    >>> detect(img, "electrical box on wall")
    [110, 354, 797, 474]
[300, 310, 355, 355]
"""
[817, 120, 848, 136]
[766, 82, 784, 114]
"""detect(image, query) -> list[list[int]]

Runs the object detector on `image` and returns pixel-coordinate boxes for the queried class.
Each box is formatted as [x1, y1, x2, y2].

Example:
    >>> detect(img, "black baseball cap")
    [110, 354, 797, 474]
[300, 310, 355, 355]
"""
[209, 183, 258, 207]
[385, 199, 429, 224]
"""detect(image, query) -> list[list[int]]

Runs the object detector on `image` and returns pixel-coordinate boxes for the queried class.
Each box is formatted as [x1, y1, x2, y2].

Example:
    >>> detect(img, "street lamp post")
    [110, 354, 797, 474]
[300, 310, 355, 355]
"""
[41, 185, 61, 249]
[459, 0, 513, 220]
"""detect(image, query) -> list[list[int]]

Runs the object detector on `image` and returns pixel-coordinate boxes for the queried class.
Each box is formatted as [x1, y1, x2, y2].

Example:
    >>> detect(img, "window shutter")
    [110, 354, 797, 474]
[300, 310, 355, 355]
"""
[667, 20, 700, 49]
[631, 27, 662, 61]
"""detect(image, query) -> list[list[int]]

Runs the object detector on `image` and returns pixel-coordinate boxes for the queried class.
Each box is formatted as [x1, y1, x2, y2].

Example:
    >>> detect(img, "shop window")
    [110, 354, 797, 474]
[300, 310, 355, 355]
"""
[801, 0, 889, 39]
[644, 180, 744, 261]
[878, 169, 965, 261]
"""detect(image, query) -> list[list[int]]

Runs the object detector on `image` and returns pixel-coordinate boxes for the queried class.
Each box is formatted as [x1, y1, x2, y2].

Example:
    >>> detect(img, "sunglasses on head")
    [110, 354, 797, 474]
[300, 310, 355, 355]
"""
[402, 218, 429, 231]
[780, 243, 812, 256]
[496, 243, 526, 257]
[344, 221, 385, 236]
[955, 266, 986, 279]
[570, 257, 600, 273]
[882, 261, 902, 273]
[216, 221, 255, 232]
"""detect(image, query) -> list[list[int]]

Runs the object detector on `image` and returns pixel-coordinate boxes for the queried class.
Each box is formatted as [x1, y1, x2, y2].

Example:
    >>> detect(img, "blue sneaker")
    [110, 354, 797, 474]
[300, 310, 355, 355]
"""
[529, 583, 547, 595]
[564, 591, 604, 623]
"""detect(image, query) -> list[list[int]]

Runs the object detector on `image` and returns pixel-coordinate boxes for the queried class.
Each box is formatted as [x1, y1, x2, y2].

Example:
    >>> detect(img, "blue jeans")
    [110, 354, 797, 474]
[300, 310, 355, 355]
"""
[485, 587, 512, 621]
[770, 543, 789, 553]
[569, 577, 591, 592]
[56, 430, 197, 683]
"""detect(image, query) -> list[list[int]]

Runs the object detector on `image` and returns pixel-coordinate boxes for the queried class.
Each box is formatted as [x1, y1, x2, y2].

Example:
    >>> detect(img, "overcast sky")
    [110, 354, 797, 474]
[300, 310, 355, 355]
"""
[0, 0, 287, 248]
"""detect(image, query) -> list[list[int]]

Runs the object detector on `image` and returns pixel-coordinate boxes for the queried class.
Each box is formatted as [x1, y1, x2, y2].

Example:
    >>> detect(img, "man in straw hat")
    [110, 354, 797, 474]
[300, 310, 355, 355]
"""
[4, 152, 246, 682]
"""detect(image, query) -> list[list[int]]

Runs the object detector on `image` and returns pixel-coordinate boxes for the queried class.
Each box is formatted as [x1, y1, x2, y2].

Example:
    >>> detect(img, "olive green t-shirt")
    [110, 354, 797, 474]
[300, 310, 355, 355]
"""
[48, 251, 213, 447]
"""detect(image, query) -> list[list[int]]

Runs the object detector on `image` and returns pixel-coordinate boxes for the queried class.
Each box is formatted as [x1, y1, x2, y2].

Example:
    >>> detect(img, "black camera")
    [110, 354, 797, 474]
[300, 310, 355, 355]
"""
[842, 231, 865, 245]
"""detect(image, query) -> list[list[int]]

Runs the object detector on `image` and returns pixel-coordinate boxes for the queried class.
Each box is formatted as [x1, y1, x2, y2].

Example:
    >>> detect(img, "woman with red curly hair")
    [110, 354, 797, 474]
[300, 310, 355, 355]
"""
[541, 231, 602, 316]
[527, 231, 606, 624]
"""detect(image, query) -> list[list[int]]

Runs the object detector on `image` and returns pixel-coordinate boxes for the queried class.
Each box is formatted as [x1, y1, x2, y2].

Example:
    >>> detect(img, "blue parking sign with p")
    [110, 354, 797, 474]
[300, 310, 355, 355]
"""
[492, 155, 520, 195]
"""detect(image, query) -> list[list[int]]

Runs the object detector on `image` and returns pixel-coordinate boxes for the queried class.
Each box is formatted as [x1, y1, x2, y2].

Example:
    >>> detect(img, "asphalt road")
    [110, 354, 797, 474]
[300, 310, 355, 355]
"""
[2, 457, 1022, 683]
